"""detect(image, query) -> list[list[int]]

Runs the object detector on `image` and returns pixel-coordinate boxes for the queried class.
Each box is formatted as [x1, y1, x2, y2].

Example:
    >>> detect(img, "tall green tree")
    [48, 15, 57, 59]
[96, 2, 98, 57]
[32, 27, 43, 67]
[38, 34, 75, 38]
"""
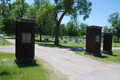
[103, 26, 109, 33]
[26, 6, 36, 19]
[108, 12, 120, 42]
[59, 24, 67, 36]
[67, 21, 78, 36]
[0, 0, 16, 34]
[0, 0, 12, 18]
[113, 36, 118, 46]
[12, 0, 29, 18]
[0, 17, 16, 35]
[53, 0, 92, 45]
[36, 1, 55, 41]
[78, 22, 88, 36]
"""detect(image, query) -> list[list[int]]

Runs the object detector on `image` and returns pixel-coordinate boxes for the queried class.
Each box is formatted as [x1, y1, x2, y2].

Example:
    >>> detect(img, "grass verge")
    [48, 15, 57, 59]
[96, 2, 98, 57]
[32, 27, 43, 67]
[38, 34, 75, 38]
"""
[0, 36, 14, 46]
[0, 52, 68, 80]
[75, 50, 120, 63]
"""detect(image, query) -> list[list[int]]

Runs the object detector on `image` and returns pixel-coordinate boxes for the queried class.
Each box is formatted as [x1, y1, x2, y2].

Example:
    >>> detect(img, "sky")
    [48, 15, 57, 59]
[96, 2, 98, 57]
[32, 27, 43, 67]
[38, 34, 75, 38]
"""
[10, 0, 120, 27]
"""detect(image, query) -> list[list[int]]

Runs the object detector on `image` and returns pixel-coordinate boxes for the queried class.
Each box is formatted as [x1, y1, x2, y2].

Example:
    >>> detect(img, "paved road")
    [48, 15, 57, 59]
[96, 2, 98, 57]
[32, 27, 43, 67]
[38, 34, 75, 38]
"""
[0, 34, 120, 80]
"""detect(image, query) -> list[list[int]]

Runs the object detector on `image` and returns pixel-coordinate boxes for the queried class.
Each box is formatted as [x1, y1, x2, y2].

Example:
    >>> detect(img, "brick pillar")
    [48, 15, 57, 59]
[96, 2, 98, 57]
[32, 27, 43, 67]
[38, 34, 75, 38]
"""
[85, 26, 102, 57]
[102, 32, 113, 55]
[15, 18, 36, 64]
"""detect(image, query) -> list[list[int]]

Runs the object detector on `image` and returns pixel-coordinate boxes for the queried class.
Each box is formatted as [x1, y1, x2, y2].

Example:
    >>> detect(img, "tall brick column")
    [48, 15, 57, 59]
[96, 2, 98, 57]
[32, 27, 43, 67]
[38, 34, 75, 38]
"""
[15, 18, 36, 64]
[102, 32, 113, 55]
[85, 26, 102, 57]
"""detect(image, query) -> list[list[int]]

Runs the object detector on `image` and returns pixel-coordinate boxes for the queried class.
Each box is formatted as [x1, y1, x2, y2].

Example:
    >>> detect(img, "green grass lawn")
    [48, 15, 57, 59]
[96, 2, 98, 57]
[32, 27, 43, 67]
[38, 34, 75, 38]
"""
[35, 36, 86, 48]
[75, 50, 120, 63]
[0, 52, 68, 80]
[0, 36, 14, 46]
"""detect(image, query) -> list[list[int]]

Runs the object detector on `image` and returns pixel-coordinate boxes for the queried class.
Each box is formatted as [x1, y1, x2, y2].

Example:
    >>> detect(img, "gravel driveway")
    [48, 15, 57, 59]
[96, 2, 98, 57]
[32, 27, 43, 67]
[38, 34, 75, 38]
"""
[0, 34, 120, 80]
[35, 45, 120, 80]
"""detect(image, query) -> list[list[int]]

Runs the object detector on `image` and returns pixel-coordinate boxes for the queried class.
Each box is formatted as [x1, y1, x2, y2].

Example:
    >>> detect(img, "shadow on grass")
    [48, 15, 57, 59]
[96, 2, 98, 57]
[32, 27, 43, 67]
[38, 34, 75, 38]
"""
[0, 71, 11, 76]
[35, 40, 54, 43]
[111, 54, 118, 57]
[17, 63, 39, 68]
[96, 55, 108, 58]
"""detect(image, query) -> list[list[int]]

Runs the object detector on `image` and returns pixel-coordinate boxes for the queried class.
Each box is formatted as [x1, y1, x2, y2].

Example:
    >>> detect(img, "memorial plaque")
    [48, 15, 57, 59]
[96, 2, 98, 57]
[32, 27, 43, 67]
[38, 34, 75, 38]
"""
[22, 33, 31, 43]
[95, 36, 100, 42]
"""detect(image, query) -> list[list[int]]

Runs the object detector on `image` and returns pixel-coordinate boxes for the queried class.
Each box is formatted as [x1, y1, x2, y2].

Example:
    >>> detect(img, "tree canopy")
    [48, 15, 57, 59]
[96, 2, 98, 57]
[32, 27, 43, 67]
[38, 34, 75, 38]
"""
[53, 0, 92, 45]
[36, 1, 55, 41]
[108, 12, 120, 42]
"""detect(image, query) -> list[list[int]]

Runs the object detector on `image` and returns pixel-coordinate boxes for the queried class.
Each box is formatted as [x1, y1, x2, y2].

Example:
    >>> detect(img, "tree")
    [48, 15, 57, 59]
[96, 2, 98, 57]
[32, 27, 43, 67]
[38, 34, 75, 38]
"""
[103, 26, 109, 33]
[78, 22, 88, 36]
[59, 24, 67, 36]
[113, 36, 118, 46]
[108, 12, 120, 42]
[12, 0, 29, 18]
[0, 0, 16, 34]
[26, 6, 36, 19]
[67, 21, 78, 36]
[53, 0, 92, 45]
[0, 0, 12, 18]
[36, 1, 55, 41]
[0, 17, 16, 35]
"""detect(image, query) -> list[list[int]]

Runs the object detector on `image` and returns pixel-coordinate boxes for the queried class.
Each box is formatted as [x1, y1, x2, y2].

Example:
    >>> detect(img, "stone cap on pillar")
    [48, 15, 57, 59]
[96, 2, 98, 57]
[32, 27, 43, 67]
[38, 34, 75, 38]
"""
[103, 32, 113, 35]
[86, 26, 102, 29]
[17, 18, 36, 23]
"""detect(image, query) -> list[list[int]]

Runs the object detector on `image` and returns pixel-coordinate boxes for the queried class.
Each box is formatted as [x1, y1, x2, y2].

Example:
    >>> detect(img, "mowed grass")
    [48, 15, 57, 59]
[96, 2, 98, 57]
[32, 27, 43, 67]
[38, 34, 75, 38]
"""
[0, 36, 14, 46]
[35, 36, 85, 48]
[75, 50, 120, 63]
[0, 52, 68, 80]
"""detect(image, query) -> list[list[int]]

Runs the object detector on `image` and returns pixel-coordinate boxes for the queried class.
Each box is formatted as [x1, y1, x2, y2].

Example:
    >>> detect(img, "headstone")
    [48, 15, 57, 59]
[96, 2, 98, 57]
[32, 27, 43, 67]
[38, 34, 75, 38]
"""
[45, 36, 48, 44]
[79, 40, 81, 42]
[67, 36, 69, 40]
[60, 37, 63, 40]
[15, 18, 36, 64]
[102, 32, 113, 55]
[85, 26, 102, 57]
[65, 37, 66, 39]
[64, 40, 67, 44]
[75, 37, 79, 44]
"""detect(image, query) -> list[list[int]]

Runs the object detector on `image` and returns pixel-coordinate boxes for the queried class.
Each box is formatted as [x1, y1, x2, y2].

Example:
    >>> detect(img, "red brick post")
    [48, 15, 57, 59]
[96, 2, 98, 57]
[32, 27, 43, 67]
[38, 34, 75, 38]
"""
[102, 32, 113, 55]
[85, 26, 102, 57]
[15, 18, 36, 64]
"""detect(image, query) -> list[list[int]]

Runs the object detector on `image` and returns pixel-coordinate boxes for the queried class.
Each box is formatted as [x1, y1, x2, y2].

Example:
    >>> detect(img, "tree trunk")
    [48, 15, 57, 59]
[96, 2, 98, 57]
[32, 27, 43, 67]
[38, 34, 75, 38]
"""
[54, 21, 60, 45]
[54, 11, 67, 45]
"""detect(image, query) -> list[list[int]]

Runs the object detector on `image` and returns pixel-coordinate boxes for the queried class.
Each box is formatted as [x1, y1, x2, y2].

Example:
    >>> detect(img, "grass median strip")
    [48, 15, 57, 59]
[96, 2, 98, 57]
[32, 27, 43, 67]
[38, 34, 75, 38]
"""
[0, 52, 68, 80]
[0, 36, 14, 46]
[75, 50, 120, 63]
